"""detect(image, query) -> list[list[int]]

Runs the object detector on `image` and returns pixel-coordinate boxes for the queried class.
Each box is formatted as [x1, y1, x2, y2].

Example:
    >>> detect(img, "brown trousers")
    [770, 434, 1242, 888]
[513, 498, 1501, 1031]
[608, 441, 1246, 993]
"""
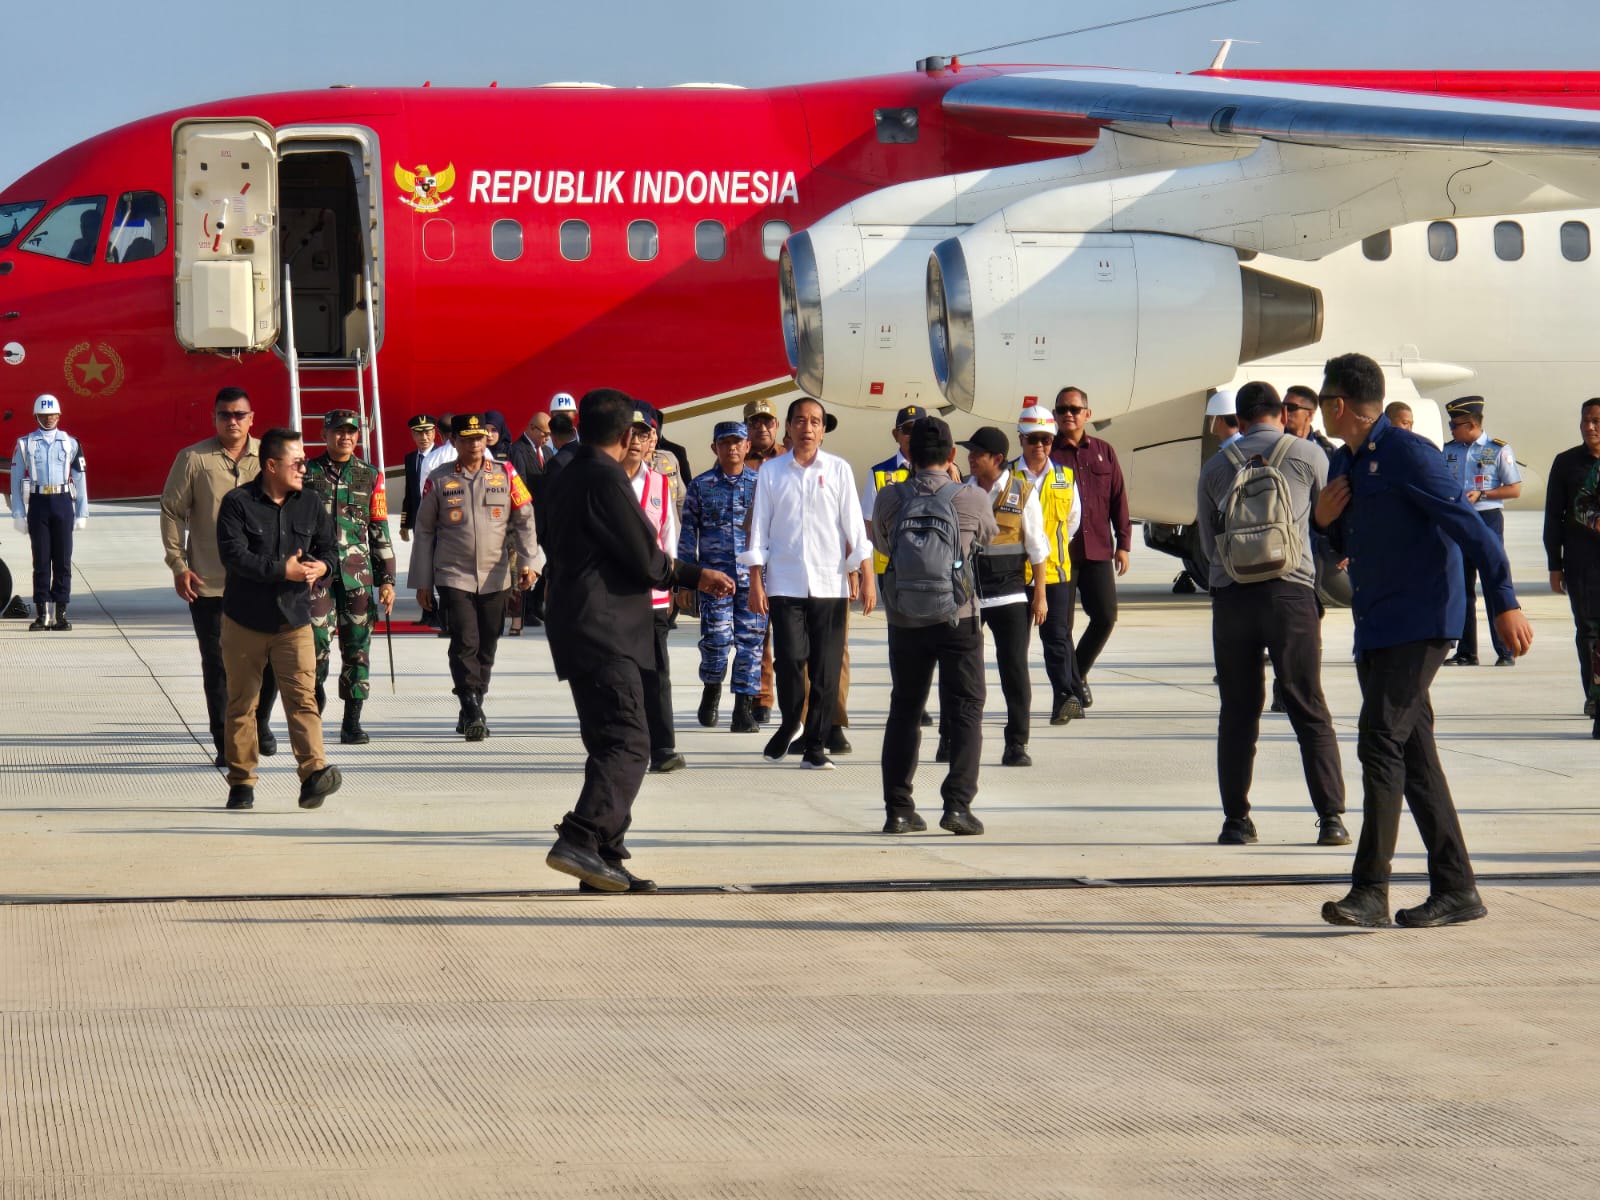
[762, 612, 850, 726]
[221, 617, 326, 787]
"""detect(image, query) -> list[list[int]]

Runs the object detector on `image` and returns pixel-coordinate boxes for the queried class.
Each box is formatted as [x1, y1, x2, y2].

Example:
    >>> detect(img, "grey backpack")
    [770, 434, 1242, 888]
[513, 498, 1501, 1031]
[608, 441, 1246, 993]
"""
[883, 481, 973, 626]
[1214, 437, 1302, 584]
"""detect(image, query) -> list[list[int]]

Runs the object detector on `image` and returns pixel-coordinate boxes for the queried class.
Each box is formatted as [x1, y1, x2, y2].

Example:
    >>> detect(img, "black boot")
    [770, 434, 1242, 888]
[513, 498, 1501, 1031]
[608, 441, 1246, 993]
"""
[464, 692, 489, 742]
[730, 695, 760, 733]
[697, 682, 721, 728]
[752, 704, 771, 724]
[27, 604, 48, 631]
[340, 699, 370, 745]
[51, 604, 72, 631]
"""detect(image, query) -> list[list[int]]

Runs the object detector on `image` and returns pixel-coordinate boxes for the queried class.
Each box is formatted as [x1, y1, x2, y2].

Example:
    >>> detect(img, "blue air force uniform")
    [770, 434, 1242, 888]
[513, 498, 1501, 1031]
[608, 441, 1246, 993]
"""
[10, 402, 87, 621]
[1440, 396, 1522, 662]
[678, 455, 766, 695]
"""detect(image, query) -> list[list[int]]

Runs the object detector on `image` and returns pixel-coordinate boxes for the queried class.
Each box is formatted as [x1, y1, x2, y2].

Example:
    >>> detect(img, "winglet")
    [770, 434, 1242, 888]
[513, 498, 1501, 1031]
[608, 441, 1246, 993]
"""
[1208, 39, 1258, 71]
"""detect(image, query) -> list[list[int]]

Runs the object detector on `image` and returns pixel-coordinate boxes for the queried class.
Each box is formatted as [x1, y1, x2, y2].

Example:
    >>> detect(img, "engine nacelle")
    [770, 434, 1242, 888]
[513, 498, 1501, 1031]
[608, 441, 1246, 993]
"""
[780, 224, 957, 411]
[926, 230, 1322, 419]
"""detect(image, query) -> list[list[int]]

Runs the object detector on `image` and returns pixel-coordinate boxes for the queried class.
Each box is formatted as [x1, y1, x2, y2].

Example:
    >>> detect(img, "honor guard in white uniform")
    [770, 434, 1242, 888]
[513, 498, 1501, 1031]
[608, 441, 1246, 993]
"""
[9, 394, 87, 630]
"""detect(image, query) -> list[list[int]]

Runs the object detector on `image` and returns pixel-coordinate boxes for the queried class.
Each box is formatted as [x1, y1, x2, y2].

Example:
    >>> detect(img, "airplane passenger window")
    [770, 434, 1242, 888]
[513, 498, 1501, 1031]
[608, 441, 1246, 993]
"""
[559, 219, 590, 262]
[695, 220, 726, 262]
[628, 220, 659, 262]
[106, 191, 168, 263]
[422, 218, 454, 263]
[492, 219, 524, 262]
[1427, 221, 1458, 262]
[1494, 221, 1524, 262]
[1361, 231, 1392, 261]
[18, 196, 106, 264]
[0, 200, 45, 249]
[762, 220, 791, 262]
[1562, 221, 1591, 262]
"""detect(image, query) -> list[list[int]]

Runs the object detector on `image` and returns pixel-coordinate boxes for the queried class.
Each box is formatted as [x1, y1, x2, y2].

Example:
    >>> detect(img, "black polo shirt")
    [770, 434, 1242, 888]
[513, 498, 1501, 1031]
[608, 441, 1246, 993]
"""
[217, 478, 336, 633]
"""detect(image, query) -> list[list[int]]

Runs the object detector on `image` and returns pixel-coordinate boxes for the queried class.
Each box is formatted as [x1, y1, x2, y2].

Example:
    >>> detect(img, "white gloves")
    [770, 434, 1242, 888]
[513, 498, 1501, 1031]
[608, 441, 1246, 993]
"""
[75, 518, 87, 531]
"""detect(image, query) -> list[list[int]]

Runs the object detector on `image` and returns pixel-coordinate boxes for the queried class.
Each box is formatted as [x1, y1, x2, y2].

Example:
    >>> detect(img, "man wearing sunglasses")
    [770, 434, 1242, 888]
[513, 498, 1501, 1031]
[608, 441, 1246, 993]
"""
[216, 428, 343, 812]
[159, 387, 280, 769]
[1049, 387, 1131, 709]
[1314, 353, 1532, 929]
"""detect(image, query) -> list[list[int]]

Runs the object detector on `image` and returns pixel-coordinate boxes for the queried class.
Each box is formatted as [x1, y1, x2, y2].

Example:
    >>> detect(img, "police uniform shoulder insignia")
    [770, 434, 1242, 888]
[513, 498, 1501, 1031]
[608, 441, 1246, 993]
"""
[1491, 438, 1508, 448]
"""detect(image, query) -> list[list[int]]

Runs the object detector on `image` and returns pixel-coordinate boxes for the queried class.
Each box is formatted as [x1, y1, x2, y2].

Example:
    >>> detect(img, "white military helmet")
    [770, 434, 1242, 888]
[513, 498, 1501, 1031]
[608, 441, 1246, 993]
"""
[1204, 389, 1237, 418]
[1016, 404, 1056, 438]
[33, 393, 61, 417]
[549, 392, 577, 414]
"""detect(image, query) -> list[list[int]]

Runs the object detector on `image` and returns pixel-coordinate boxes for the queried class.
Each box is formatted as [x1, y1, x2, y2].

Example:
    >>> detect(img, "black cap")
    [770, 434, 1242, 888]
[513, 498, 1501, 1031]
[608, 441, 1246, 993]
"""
[1446, 395, 1485, 419]
[957, 426, 1009, 457]
[451, 413, 490, 438]
[907, 415, 953, 461]
[407, 413, 437, 432]
[895, 404, 928, 428]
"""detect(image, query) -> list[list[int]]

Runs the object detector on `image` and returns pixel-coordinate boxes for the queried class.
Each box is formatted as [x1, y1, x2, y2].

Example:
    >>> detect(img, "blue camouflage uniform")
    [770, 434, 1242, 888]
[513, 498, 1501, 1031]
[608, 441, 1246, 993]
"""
[678, 464, 766, 694]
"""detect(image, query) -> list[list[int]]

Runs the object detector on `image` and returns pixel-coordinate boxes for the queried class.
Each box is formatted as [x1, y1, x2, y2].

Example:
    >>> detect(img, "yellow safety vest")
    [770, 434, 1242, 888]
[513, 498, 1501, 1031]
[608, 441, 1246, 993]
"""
[870, 455, 910, 575]
[1011, 461, 1074, 584]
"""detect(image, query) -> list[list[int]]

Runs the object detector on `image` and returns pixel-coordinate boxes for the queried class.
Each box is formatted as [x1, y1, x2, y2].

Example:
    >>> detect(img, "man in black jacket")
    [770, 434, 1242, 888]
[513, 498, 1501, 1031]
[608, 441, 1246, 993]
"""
[1544, 397, 1600, 719]
[216, 428, 343, 812]
[541, 390, 735, 893]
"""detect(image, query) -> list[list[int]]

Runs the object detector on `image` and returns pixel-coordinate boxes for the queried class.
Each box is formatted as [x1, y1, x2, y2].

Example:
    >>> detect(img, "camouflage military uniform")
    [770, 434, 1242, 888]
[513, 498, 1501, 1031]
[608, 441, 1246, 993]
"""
[304, 454, 397, 701]
[679, 466, 766, 695]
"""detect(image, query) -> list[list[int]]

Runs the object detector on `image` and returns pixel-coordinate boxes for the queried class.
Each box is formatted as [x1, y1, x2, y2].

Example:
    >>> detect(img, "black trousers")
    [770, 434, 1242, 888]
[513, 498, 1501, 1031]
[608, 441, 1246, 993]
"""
[1352, 640, 1476, 894]
[438, 586, 508, 696]
[769, 596, 847, 754]
[523, 574, 547, 621]
[558, 658, 648, 862]
[1567, 577, 1599, 702]
[1458, 507, 1510, 660]
[642, 606, 676, 754]
[883, 616, 985, 814]
[1211, 581, 1346, 820]
[27, 493, 74, 607]
[189, 596, 278, 751]
[980, 602, 1032, 747]
[1038, 580, 1081, 703]
[1071, 557, 1118, 679]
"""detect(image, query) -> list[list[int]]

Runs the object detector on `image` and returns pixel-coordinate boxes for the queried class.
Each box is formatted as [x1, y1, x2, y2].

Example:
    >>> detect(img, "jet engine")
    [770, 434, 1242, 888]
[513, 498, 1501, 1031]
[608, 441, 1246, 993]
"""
[925, 230, 1323, 419]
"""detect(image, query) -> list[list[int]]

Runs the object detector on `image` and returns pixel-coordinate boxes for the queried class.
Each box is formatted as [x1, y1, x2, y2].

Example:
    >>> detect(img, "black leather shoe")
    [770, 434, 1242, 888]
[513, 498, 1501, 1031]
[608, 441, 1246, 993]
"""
[1395, 888, 1488, 928]
[940, 809, 985, 836]
[826, 726, 852, 754]
[730, 695, 761, 733]
[298, 765, 342, 809]
[1585, 698, 1596, 719]
[1321, 887, 1392, 928]
[339, 699, 369, 745]
[225, 784, 254, 810]
[546, 839, 629, 892]
[27, 615, 49, 631]
[579, 866, 657, 894]
[1079, 683, 1093, 709]
[1445, 652, 1478, 666]
[648, 751, 687, 774]
[213, 751, 226, 769]
[1001, 743, 1032, 767]
[463, 694, 488, 742]
[934, 735, 950, 763]
[919, 710, 934, 728]
[1494, 654, 1516, 667]
[763, 724, 799, 761]
[1218, 816, 1258, 845]
[882, 812, 927, 834]
[1317, 814, 1352, 846]
[257, 724, 278, 757]
[697, 683, 721, 728]
[752, 705, 771, 724]
[51, 612, 72, 631]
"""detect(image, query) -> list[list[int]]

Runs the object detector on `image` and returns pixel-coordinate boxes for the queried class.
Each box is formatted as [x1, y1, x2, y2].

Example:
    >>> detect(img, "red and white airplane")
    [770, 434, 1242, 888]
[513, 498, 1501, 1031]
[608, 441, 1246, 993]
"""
[5, 57, 1600, 520]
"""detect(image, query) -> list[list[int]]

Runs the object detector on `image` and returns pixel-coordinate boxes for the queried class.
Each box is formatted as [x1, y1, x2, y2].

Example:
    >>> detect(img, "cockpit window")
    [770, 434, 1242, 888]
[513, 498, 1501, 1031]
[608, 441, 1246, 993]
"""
[106, 191, 168, 263]
[0, 200, 45, 249]
[18, 196, 107, 264]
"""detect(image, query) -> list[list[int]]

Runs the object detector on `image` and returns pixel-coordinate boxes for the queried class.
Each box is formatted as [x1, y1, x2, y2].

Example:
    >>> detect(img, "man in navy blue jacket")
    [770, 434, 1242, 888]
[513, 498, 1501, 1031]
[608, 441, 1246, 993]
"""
[1313, 353, 1533, 929]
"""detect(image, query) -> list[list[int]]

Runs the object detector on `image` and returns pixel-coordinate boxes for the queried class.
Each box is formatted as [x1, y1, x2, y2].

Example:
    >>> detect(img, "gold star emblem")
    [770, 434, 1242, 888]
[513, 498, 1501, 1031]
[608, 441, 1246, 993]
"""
[76, 354, 109, 385]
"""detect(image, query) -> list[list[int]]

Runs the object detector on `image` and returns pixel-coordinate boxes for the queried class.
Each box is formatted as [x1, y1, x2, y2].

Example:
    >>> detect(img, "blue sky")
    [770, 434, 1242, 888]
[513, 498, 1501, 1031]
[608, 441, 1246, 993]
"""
[4, 0, 1598, 187]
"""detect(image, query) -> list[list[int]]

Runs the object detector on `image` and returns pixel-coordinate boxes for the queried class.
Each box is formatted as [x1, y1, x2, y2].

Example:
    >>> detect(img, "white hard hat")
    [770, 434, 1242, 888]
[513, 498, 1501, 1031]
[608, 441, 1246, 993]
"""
[549, 392, 577, 413]
[1016, 404, 1056, 438]
[1205, 389, 1237, 418]
[33, 393, 61, 417]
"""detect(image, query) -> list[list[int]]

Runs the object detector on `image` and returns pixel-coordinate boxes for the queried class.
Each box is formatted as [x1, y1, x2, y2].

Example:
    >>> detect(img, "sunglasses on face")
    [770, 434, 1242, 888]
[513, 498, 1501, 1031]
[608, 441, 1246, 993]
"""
[215, 410, 252, 421]
[1284, 404, 1314, 414]
[1055, 405, 1087, 416]
[1022, 434, 1055, 446]
[276, 458, 307, 470]
[896, 422, 917, 435]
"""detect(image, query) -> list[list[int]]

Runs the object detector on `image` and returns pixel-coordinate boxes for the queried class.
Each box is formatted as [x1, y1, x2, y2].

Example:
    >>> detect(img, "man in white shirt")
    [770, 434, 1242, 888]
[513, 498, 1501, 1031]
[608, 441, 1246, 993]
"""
[743, 398, 874, 769]
[960, 426, 1050, 767]
[623, 407, 684, 772]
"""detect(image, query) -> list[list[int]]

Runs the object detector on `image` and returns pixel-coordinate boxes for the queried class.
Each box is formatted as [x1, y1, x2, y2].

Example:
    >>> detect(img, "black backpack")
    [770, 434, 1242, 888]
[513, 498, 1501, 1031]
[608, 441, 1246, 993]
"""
[882, 481, 973, 626]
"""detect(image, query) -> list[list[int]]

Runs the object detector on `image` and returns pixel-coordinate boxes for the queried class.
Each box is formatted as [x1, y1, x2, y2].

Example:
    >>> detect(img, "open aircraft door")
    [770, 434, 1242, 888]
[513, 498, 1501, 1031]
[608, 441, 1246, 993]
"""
[172, 119, 280, 351]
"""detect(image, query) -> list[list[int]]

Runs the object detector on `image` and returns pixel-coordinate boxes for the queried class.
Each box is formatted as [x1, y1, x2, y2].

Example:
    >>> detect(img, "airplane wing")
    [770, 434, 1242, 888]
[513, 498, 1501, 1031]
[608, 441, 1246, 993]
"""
[943, 68, 1600, 156]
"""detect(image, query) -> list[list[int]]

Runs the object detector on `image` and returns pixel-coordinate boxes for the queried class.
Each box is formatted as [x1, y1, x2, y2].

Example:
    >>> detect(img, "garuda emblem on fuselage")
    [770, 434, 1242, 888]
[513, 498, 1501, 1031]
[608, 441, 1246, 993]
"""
[394, 162, 457, 213]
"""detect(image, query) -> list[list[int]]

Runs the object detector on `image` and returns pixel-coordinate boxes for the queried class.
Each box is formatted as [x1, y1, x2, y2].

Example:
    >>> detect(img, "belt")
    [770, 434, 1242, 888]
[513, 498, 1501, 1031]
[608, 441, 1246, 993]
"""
[32, 485, 70, 495]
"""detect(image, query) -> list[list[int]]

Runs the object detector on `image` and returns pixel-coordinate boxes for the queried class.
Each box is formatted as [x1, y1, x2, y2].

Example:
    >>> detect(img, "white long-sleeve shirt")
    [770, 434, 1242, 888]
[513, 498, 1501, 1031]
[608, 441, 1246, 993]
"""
[739, 448, 871, 598]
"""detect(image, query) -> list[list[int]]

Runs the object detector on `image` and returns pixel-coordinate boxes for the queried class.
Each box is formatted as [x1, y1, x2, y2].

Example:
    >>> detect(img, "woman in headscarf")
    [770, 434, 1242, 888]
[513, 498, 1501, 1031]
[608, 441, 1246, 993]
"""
[482, 410, 524, 633]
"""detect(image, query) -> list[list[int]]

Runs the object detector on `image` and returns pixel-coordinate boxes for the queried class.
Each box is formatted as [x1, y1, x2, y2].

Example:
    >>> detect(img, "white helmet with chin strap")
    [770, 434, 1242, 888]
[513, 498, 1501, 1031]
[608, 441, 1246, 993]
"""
[34, 393, 62, 420]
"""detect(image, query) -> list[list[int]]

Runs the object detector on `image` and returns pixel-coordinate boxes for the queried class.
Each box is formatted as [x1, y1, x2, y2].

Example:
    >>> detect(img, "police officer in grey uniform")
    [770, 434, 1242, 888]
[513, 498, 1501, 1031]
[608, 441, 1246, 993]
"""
[410, 414, 542, 740]
[1442, 396, 1522, 665]
[9, 394, 87, 630]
